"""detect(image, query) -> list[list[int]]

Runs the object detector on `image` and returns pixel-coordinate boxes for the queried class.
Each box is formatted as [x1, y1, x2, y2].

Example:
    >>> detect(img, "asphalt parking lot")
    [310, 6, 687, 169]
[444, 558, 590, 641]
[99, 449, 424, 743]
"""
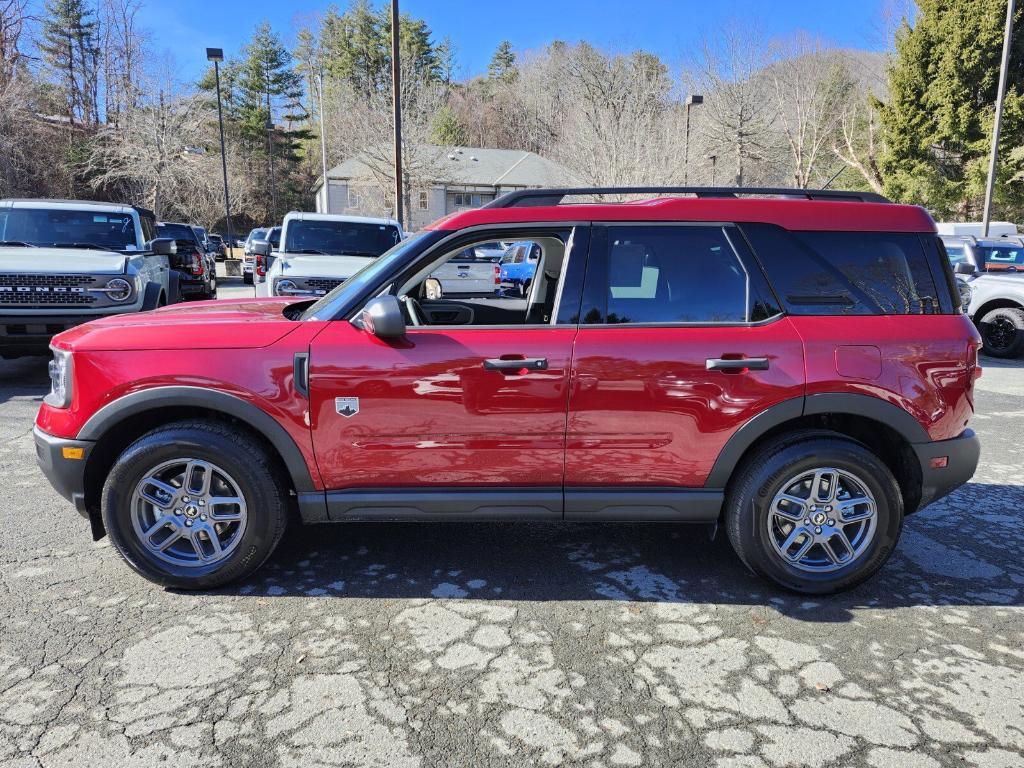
[1, 275, 1022, 768]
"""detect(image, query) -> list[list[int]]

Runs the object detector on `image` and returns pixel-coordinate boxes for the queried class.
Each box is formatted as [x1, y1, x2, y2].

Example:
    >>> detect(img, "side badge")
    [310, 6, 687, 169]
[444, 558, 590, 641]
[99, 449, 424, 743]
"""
[335, 397, 359, 418]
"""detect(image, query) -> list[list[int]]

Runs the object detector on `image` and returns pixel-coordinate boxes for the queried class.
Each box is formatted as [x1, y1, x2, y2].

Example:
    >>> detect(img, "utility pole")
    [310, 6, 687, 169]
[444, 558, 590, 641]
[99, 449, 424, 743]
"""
[317, 70, 330, 213]
[265, 59, 278, 222]
[391, 0, 404, 228]
[683, 94, 702, 185]
[983, 0, 1016, 236]
[206, 48, 234, 254]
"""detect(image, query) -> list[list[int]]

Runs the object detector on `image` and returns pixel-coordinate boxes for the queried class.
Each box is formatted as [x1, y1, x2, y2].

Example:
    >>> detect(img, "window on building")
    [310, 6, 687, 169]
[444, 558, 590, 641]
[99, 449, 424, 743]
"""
[347, 189, 360, 208]
[419, 191, 429, 210]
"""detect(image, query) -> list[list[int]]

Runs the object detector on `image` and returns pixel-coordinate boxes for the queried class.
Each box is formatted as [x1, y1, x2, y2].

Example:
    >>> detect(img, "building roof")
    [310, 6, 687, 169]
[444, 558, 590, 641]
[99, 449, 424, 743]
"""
[322, 145, 580, 189]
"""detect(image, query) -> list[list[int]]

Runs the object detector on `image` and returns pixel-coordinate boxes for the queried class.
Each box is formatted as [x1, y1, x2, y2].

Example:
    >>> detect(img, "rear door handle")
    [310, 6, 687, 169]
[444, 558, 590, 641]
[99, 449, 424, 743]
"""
[484, 357, 548, 372]
[706, 357, 769, 371]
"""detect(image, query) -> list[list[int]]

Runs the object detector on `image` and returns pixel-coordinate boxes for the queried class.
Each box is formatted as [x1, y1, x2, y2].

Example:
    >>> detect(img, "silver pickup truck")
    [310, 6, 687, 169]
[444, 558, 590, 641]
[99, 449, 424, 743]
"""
[0, 199, 178, 358]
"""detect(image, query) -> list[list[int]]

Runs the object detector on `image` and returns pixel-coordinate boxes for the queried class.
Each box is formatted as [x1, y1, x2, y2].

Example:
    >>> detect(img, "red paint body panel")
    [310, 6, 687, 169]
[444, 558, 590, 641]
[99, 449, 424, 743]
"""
[37, 320, 325, 488]
[793, 314, 981, 441]
[566, 319, 806, 487]
[428, 199, 937, 234]
[50, 298, 298, 352]
[308, 322, 574, 488]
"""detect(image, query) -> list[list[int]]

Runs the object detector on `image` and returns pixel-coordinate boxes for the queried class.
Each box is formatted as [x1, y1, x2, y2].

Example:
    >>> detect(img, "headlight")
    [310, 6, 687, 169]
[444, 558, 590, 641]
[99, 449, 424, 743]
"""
[45, 348, 73, 408]
[956, 278, 972, 311]
[103, 277, 133, 302]
[275, 279, 298, 296]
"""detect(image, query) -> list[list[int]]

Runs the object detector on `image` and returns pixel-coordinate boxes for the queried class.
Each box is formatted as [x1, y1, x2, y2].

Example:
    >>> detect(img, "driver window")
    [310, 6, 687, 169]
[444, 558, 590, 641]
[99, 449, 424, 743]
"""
[397, 231, 571, 327]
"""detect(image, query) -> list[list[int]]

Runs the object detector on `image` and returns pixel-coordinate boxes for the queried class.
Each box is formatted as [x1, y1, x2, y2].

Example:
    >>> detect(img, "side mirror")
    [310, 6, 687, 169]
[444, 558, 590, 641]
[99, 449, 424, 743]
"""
[424, 277, 443, 300]
[954, 262, 976, 276]
[251, 239, 271, 257]
[359, 296, 406, 339]
[150, 237, 177, 256]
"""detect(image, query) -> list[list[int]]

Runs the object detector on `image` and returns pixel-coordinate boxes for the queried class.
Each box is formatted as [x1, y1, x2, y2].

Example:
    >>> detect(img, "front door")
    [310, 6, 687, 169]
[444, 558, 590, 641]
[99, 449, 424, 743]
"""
[308, 226, 588, 513]
[566, 224, 805, 494]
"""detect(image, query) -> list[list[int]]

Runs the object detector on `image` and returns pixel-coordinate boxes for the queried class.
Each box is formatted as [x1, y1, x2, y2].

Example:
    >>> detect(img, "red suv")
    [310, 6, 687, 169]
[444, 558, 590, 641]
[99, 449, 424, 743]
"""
[34, 187, 981, 594]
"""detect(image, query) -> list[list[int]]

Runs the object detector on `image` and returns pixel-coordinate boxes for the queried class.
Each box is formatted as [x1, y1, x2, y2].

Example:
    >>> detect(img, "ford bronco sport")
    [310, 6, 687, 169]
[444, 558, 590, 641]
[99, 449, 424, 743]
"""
[34, 187, 981, 594]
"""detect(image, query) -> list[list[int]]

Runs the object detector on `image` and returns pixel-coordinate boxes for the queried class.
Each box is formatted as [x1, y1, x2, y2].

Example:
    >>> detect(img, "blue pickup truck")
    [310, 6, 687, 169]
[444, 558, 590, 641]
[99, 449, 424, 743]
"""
[499, 241, 540, 297]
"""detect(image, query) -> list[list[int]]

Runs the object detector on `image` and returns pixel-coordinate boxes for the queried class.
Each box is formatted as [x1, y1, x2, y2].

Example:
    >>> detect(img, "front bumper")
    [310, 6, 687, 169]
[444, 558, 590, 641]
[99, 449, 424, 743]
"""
[34, 426, 93, 518]
[913, 429, 980, 509]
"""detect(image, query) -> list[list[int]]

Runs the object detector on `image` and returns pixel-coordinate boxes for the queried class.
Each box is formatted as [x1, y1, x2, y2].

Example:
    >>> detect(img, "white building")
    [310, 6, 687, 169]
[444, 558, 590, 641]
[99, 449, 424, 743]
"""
[312, 145, 580, 230]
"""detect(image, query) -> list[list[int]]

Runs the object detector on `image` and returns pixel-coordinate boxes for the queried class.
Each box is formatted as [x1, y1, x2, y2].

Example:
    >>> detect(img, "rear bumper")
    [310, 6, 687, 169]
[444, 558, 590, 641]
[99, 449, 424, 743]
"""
[34, 425, 93, 518]
[913, 429, 980, 509]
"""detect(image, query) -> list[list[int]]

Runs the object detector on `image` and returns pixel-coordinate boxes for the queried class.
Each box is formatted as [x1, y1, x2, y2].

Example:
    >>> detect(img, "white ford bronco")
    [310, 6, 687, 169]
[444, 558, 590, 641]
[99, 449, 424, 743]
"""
[0, 199, 178, 358]
[254, 212, 403, 298]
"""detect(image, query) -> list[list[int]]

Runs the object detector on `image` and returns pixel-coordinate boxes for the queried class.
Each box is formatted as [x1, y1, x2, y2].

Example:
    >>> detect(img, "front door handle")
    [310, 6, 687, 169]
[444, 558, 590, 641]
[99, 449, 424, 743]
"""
[484, 357, 548, 372]
[706, 357, 769, 371]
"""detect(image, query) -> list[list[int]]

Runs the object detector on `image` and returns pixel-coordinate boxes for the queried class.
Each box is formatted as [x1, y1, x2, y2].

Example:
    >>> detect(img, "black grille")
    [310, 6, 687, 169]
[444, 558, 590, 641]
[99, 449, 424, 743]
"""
[0, 274, 97, 306]
[305, 277, 344, 293]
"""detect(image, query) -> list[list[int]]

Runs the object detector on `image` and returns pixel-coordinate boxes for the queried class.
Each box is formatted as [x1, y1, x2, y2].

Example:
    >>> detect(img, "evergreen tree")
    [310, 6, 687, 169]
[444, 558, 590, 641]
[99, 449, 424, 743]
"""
[430, 103, 467, 145]
[487, 40, 517, 83]
[38, 0, 99, 124]
[880, 0, 1024, 218]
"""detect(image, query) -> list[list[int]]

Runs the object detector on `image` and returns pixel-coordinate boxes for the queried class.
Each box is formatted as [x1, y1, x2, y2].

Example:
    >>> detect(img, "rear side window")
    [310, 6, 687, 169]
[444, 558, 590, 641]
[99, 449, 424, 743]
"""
[741, 225, 943, 315]
[584, 225, 774, 324]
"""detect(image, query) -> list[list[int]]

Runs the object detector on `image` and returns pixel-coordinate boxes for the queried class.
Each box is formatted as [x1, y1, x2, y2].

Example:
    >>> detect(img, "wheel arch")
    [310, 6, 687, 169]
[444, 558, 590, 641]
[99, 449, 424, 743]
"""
[707, 394, 927, 514]
[972, 297, 1023, 324]
[78, 387, 316, 534]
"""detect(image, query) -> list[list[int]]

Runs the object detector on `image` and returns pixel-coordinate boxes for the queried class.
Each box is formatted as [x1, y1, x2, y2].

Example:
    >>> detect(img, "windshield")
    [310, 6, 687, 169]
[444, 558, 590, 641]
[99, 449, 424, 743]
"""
[301, 231, 432, 320]
[157, 223, 199, 243]
[0, 207, 137, 250]
[284, 219, 400, 257]
[977, 244, 1024, 271]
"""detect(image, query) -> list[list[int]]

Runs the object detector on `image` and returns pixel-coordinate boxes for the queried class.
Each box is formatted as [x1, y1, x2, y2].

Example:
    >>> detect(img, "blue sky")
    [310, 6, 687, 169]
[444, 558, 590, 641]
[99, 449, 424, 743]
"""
[138, 0, 897, 83]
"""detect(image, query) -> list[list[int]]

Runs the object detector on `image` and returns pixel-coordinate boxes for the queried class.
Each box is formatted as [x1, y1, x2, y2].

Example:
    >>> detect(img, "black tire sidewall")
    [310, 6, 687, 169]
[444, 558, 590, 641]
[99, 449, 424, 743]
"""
[978, 308, 1024, 358]
[729, 438, 903, 594]
[101, 427, 286, 589]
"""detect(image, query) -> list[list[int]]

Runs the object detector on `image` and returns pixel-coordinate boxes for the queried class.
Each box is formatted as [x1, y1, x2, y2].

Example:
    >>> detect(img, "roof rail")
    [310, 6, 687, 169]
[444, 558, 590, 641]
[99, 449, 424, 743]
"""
[484, 186, 891, 208]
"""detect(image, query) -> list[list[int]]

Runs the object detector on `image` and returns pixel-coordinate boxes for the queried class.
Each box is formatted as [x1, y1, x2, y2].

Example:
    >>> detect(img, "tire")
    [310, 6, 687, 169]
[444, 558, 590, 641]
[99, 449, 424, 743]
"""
[724, 430, 904, 594]
[977, 307, 1024, 358]
[243, 273, 253, 285]
[101, 420, 289, 589]
[521, 279, 531, 299]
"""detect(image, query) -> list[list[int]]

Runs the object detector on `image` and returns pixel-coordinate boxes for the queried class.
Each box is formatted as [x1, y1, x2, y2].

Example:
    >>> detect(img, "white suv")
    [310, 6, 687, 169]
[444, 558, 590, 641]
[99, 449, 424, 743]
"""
[0, 199, 178, 358]
[255, 213, 403, 298]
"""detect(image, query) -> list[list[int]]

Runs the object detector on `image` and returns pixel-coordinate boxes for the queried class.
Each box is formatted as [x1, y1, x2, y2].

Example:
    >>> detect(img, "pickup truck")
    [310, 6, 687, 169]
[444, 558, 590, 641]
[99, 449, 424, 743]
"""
[0, 199, 178, 358]
[942, 234, 1024, 357]
[431, 242, 503, 297]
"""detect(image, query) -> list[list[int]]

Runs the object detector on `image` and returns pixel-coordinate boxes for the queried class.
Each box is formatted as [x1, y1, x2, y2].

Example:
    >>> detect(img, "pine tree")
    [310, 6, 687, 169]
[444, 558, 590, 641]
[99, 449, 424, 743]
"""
[879, 0, 1024, 218]
[430, 104, 467, 146]
[487, 40, 517, 83]
[38, 0, 100, 124]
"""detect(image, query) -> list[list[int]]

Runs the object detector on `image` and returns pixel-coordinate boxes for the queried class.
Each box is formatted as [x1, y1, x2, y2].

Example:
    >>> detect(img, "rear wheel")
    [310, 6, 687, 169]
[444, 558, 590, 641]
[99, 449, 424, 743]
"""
[725, 432, 903, 594]
[977, 307, 1024, 358]
[243, 272, 253, 285]
[101, 421, 289, 589]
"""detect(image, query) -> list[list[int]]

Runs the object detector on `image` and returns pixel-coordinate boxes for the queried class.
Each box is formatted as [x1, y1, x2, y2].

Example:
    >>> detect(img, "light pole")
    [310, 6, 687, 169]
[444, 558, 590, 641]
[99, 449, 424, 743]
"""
[265, 60, 277, 222]
[206, 48, 234, 254]
[316, 70, 330, 213]
[983, 0, 1016, 236]
[391, 0, 404, 228]
[683, 94, 703, 185]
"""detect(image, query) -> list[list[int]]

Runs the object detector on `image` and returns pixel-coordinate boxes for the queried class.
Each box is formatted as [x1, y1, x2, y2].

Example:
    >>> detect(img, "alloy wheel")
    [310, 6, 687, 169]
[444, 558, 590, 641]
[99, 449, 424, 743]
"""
[130, 458, 248, 568]
[766, 467, 877, 573]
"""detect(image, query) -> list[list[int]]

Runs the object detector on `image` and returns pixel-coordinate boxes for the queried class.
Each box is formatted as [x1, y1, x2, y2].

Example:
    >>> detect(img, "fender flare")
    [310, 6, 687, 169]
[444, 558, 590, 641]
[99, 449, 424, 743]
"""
[704, 393, 929, 488]
[77, 386, 316, 492]
[140, 281, 163, 310]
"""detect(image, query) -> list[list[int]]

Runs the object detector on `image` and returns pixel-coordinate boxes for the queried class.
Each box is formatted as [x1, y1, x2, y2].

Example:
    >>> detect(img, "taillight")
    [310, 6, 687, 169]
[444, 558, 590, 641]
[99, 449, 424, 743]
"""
[191, 251, 203, 276]
[494, 265, 500, 285]
[256, 254, 266, 277]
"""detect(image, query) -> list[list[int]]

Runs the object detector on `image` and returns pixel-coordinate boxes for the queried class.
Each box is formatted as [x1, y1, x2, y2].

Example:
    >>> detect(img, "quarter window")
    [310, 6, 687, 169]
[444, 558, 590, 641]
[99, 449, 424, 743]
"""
[597, 225, 750, 324]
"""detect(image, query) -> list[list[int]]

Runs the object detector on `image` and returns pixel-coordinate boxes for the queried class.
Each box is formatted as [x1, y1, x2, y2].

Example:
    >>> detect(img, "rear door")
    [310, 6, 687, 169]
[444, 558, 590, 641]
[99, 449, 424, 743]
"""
[565, 223, 805, 511]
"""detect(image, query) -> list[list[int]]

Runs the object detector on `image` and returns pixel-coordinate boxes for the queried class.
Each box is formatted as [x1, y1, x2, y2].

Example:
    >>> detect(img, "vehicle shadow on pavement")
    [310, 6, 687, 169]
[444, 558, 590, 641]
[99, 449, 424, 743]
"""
[0, 357, 49, 403]
[200, 480, 1024, 621]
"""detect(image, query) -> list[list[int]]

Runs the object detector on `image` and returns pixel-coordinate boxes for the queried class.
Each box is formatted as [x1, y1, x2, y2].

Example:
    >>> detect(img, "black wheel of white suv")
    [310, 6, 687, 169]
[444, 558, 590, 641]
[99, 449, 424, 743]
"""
[977, 307, 1024, 358]
[101, 421, 289, 590]
[725, 431, 904, 594]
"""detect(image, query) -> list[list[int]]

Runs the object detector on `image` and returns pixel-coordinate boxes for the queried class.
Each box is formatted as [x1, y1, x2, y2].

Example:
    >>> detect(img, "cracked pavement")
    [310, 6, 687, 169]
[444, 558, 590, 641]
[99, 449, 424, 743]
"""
[1, 306, 1022, 766]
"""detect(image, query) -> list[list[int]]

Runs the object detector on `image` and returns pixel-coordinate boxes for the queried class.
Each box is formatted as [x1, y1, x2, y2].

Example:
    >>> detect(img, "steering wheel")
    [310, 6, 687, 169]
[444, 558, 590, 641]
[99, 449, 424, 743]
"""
[400, 295, 423, 327]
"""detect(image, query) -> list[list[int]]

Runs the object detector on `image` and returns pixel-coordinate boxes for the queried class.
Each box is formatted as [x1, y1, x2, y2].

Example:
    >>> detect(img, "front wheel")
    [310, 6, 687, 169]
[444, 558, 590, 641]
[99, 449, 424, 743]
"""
[725, 432, 904, 594]
[101, 421, 289, 589]
[977, 307, 1024, 358]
